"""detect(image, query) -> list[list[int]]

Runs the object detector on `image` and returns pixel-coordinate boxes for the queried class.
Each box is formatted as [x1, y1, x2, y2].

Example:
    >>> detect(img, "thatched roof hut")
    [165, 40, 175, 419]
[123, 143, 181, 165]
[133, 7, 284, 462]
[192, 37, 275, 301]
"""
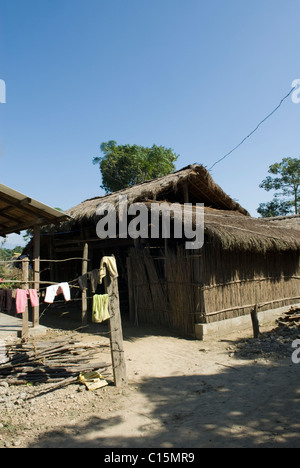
[59, 163, 299, 253]
[36, 164, 299, 339]
[65, 164, 250, 224]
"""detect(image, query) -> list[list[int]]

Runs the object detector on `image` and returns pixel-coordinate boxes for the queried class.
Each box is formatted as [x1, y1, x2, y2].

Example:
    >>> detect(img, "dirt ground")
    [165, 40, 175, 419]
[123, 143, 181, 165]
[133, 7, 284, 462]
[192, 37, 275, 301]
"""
[1, 311, 300, 449]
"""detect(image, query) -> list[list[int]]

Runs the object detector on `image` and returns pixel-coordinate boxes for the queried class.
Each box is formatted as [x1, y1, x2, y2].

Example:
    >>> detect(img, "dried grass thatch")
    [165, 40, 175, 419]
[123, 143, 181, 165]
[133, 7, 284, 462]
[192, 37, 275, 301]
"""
[65, 164, 250, 224]
[58, 165, 299, 254]
[262, 214, 300, 231]
[135, 202, 300, 253]
[203, 208, 300, 253]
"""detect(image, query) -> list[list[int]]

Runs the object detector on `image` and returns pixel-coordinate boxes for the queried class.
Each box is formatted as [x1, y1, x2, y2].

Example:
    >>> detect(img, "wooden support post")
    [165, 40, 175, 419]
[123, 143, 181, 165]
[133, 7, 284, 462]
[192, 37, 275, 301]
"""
[21, 258, 29, 341]
[183, 183, 189, 203]
[126, 257, 135, 325]
[48, 236, 55, 283]
[81, 242, 89, 325]
[251, 304, 260, 338]
[105, 272, 127, 387]
[193, 249, 205, 323]
[33, 225, 40, 328]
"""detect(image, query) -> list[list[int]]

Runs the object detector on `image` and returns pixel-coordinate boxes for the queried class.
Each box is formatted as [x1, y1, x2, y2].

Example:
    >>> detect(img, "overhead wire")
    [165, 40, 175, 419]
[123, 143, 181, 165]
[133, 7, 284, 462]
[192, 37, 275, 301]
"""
[209, 85, 297, 171]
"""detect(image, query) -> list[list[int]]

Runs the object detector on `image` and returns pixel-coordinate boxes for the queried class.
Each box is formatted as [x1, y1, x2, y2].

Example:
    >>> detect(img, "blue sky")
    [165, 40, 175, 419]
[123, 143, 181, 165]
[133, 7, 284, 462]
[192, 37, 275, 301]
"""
[0, 0, 299, 248]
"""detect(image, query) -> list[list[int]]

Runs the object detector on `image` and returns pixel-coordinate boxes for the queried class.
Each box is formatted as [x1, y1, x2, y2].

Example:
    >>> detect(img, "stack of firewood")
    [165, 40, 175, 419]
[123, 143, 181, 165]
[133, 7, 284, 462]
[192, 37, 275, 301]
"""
[0, 339, 111, 388]
[278, 307, 300, 326]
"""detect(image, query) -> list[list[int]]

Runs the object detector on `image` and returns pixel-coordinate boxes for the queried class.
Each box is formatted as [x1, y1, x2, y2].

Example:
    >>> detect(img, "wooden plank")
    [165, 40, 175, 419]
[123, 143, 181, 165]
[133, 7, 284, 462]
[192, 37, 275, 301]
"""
[81, 242, 89, 325]
[105, 270, 127, 387]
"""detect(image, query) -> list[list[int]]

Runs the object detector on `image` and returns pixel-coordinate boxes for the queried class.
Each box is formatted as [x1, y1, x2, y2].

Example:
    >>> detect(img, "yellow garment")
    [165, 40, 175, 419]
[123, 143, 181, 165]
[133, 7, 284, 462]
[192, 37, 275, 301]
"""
[99, 256, 118, 284]
[78, 371, 108, 391]
[92, 294, 110, 323]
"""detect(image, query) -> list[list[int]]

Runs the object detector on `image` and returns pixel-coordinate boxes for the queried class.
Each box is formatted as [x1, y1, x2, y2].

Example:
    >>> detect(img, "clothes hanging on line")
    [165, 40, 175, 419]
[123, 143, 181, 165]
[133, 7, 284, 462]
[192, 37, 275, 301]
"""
[15, 289, 39, 314]
[99, 256, 118, 285]
[89, 269, 99, 293]
[78, 274, 87, 291]
[92, 294, 110, 323]
[44, 282, 71, 304]
[78, 269, 99, 293]
[0, 289, 13, 314]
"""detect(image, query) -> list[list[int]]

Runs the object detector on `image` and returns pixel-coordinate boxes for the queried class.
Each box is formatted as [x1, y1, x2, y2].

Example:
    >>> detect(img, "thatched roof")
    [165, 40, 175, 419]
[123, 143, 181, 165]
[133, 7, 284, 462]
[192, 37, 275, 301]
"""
[66, 164, 249, 223]
[202, 208, 300, 252]
[262, 215, 300, 231]
[132, 202, 300, 253]
[54, 164, 299, 254]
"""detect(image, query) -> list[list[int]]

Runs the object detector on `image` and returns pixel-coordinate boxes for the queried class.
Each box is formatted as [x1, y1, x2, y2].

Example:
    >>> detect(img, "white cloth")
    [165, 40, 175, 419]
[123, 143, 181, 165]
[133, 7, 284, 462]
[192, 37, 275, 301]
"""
[44, 282, 71, 303]
[99, 256, 118, 284]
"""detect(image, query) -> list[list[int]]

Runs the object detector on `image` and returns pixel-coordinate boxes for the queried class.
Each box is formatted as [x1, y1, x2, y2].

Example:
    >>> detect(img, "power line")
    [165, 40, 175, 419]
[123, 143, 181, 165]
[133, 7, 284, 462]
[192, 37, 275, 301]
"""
[209, 85, 297, 171]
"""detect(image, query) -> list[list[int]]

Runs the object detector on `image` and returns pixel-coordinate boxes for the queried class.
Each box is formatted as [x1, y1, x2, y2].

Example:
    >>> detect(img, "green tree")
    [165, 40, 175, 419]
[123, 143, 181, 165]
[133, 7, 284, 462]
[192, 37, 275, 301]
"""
[93, 140, 179, 193]
[257, 199, 292, 218]
[258, 157, 300, 217]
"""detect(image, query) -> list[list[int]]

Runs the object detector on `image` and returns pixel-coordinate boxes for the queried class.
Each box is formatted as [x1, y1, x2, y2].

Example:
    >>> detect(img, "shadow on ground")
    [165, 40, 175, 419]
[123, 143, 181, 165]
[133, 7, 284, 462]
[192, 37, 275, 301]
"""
[28, 356, 300, 448]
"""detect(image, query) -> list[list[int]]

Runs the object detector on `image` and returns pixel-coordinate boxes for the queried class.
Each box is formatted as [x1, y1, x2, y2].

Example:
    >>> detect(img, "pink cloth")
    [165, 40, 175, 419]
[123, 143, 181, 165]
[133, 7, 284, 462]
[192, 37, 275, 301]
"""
[16, 289, 39, 314]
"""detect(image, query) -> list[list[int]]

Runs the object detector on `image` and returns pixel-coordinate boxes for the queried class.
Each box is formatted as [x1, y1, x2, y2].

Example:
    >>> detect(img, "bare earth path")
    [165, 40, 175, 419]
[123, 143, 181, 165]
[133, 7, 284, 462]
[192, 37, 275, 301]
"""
[1, 317, 300, 448]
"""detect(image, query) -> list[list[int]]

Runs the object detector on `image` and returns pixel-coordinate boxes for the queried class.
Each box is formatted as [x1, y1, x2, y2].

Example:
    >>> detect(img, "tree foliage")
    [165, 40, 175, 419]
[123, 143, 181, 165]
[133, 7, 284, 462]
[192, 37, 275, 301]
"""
[0, 246, 23, 261]
[257, 199, 293, 218]
[93, 140, 179, 193]
[257, 157, 300, 217]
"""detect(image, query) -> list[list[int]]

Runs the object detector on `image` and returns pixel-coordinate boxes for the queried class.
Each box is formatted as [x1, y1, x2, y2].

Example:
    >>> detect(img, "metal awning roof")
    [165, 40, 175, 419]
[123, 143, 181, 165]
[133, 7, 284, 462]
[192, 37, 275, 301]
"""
[0, 183, 70, 236]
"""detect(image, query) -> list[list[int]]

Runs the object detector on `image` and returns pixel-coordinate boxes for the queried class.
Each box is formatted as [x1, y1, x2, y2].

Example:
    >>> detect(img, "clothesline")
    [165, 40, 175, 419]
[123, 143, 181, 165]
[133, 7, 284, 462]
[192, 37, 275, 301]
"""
[0, 257, 90, 264]
[0, 279, 79, 287]
[0, 257, 117, 292]
[39, 258, 91, 263]
[1, 255, 119, 328]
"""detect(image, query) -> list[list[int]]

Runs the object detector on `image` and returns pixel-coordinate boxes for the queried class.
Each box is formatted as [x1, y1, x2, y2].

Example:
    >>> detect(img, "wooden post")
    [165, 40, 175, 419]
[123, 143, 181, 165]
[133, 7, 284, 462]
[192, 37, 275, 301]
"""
[33, 225, 40, 328]
[21, 258, 29, 341]
[126, 257, 135, 325]
[81, 242, 89, 325]
[193, 250, 205, 323]
[105, 269, 127, 387]
[183, 183, 189, 203]
[48, 236, 55, 283]
[251, 304, 260, 338]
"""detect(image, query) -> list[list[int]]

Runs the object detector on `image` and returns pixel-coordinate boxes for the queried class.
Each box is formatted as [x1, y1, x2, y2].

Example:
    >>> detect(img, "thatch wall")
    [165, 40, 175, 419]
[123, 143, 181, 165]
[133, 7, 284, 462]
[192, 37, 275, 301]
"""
[128, 246, 196, 336]
[126, 206, 300, 334]
[200, 243, 300, 323]
[127, 239, 299, 335]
